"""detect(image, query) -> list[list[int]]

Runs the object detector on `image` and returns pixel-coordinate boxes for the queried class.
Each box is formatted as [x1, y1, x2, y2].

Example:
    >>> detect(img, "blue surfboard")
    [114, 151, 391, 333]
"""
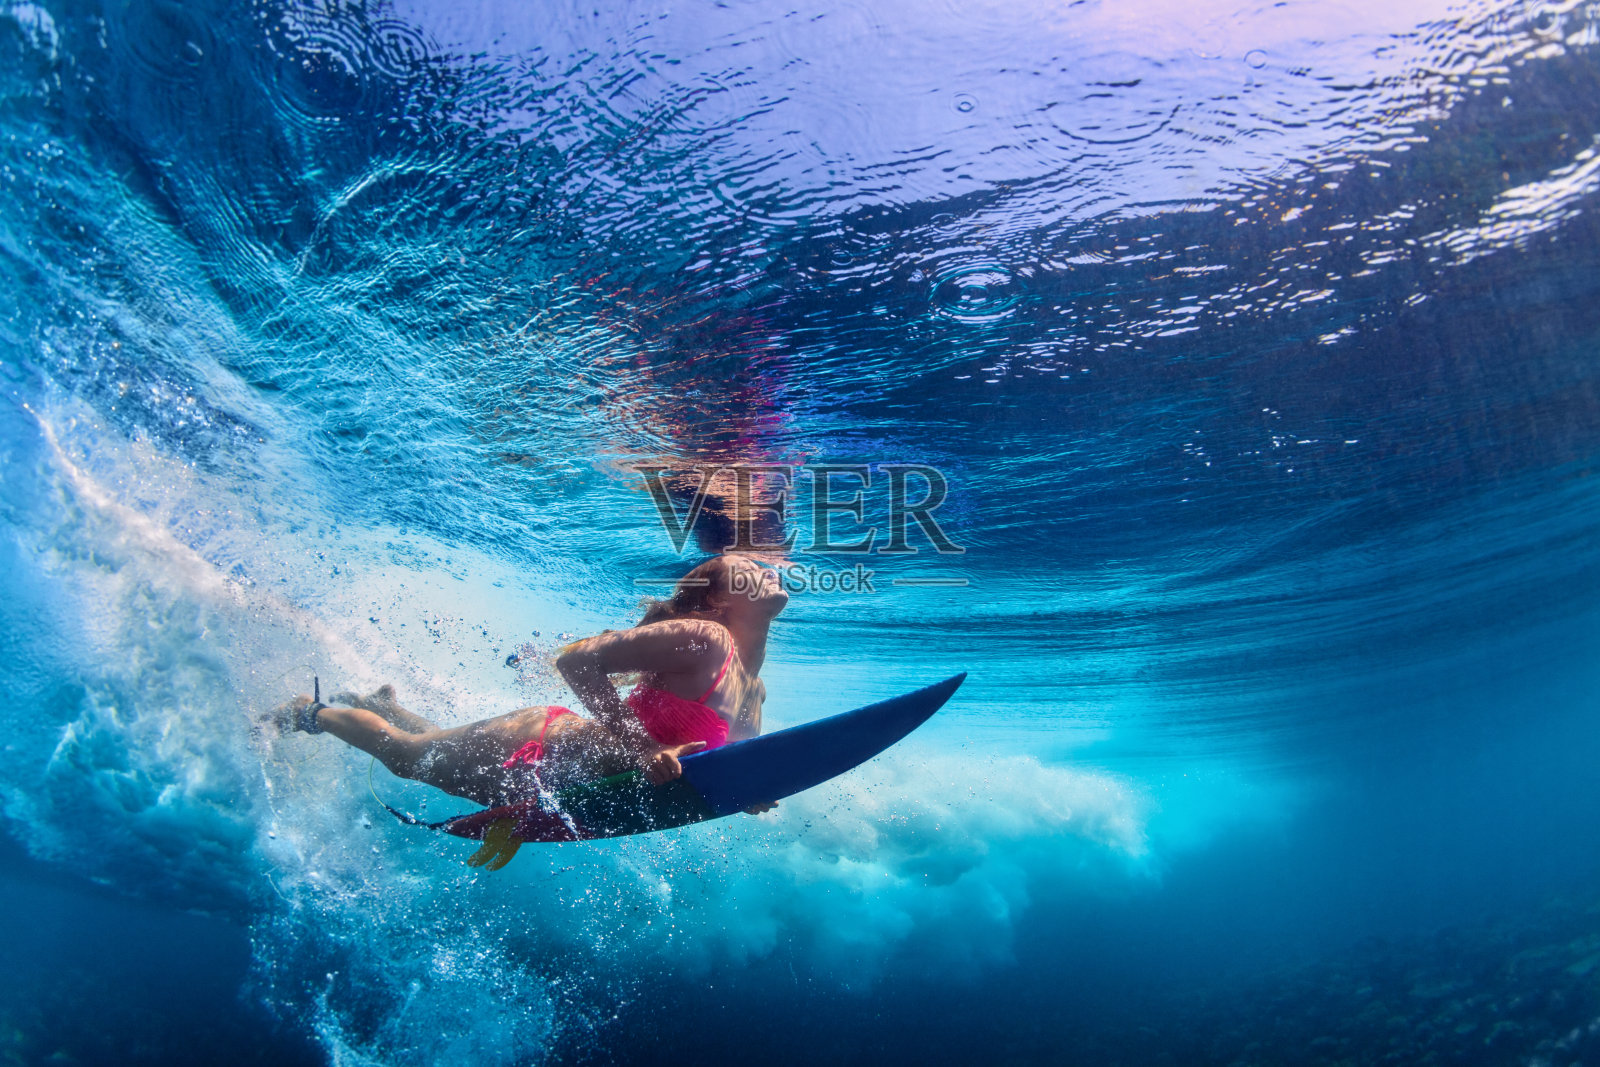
[431, 673, 966, 853]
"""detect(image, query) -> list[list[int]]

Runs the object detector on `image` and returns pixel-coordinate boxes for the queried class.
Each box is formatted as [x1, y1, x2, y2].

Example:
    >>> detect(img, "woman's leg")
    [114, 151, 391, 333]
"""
[281, 694, 638, 806]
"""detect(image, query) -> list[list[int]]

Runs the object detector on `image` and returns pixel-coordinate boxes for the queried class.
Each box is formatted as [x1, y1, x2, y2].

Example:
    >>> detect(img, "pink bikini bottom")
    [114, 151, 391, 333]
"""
[501, 706, 573, 768]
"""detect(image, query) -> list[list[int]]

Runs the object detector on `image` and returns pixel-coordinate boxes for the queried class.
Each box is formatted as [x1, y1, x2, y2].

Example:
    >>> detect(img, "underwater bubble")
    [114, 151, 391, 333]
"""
[1245, 49, 1268, 69]
[930, 264, 1022, 324]
[953, 93, 978, 114]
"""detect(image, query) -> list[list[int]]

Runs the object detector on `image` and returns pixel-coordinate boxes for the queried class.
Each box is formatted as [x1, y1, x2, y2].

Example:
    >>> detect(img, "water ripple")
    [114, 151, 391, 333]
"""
[929, 263, 1023, 324]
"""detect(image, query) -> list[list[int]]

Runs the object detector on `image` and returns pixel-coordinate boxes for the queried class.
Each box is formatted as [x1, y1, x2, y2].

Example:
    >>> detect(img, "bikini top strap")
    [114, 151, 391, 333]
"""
[696, 642, 738, 704]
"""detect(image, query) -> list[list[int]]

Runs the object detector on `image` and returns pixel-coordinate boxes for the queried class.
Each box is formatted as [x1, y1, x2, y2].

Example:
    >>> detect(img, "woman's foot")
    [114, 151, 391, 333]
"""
[331, 684, 435, 733]
[332, 684, 400, 715]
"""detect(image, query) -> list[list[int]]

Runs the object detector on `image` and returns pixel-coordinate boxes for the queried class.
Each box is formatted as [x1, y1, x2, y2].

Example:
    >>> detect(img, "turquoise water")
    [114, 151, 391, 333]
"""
[2, 0, 1600, 1063]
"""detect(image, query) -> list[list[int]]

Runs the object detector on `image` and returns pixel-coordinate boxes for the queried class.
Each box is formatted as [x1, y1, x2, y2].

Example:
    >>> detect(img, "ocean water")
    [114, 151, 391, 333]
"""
[2, 0, 1599, 1063]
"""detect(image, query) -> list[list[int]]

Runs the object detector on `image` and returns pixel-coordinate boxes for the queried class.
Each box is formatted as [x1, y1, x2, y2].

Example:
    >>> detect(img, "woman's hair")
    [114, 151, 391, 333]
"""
[638, 556, 732, 626]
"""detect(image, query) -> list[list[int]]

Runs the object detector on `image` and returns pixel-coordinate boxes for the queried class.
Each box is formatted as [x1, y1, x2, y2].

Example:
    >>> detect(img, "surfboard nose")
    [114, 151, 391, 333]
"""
[682, 672, 968, 817]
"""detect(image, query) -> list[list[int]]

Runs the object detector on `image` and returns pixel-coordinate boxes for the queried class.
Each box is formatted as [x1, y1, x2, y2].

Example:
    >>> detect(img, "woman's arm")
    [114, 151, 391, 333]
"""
[555, 619, 727, 762]
[732, 677, 778, 813]
[728, 678, 766, 743]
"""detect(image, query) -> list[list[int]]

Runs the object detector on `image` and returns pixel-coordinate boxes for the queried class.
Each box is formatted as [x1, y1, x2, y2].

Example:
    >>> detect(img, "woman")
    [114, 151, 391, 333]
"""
[273, 555, 787, 808]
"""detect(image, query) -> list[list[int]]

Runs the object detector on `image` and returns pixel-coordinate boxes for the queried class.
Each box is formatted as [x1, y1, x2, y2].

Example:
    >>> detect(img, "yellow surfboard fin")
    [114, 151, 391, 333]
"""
[466, 818, 522, 870]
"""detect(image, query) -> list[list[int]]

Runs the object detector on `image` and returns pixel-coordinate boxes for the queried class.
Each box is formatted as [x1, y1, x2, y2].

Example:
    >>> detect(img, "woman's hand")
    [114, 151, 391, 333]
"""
[743, 800, 779, 815]
[642, 741, 706, 785]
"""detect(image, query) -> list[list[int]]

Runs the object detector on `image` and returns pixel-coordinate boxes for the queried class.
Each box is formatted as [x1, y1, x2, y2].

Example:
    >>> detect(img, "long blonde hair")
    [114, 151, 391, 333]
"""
[638, 556, 732, 626]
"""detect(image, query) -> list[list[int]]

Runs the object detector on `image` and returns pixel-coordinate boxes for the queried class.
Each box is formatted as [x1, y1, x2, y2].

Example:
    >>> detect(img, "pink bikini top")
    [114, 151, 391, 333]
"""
[625, 643, 737, 750]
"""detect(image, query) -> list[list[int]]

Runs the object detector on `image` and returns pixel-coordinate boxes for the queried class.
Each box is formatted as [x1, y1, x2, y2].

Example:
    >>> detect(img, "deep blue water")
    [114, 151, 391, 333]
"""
[3, 0, 1600, 1063]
